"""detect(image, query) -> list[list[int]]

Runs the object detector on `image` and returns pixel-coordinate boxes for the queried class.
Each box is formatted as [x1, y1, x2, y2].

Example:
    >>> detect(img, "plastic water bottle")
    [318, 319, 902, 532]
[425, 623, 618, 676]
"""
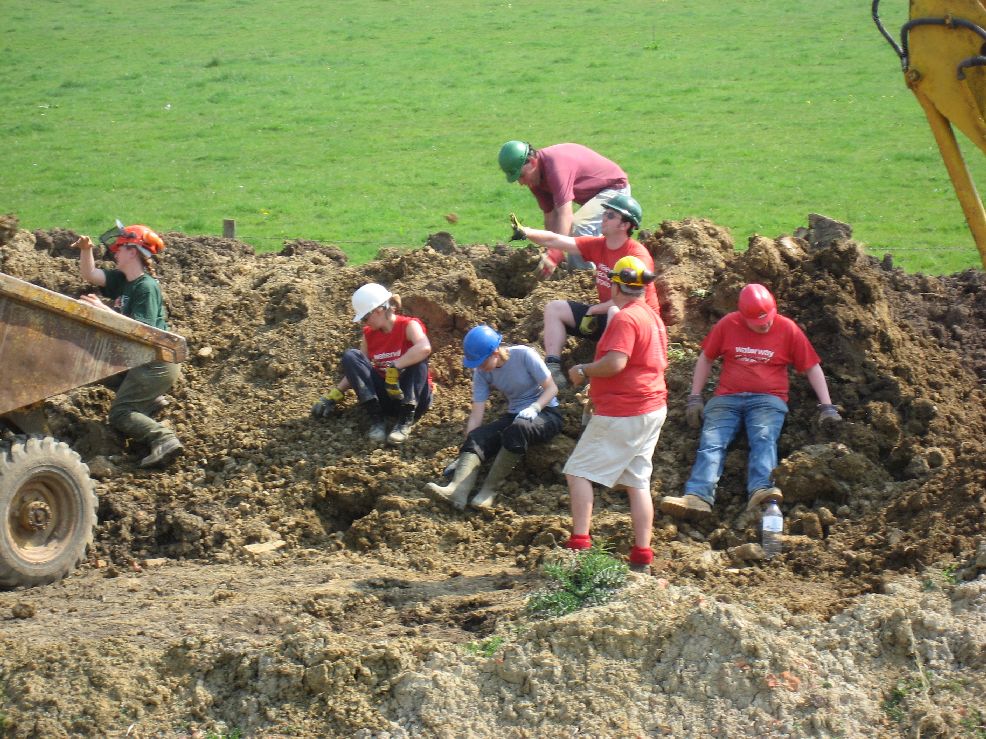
[761, 501, 784, 559]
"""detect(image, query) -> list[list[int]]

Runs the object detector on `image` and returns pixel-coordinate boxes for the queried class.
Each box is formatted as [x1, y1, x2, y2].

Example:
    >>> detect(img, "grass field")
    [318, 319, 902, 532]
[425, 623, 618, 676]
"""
[3, 0, 985, 273]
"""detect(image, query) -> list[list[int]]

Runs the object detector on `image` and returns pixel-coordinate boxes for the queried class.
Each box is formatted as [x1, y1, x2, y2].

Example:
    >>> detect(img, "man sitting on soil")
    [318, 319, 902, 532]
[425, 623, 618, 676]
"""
[561, 256, 669, 573]
[508, 194, 660, 390]
[659, 283, 842, 520]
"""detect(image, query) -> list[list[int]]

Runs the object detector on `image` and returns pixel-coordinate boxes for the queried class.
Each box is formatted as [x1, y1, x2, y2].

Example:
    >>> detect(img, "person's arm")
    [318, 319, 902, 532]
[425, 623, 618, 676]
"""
[520, 226, 580, 254]
[535, 374, 558, 409]
[546, 201, 574, 237]
[804, 363, 832, 405]
[464, 400, 486, 435]
[396, 320, 432, 368]
[71, 235, 107, 287]
[690, 353, 715, 395]
[568, 350, 628, 387]
[587, 299, 614, 316]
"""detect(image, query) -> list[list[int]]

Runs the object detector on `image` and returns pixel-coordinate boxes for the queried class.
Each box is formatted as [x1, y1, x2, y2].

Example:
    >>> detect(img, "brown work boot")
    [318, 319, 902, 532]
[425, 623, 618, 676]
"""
[545, 359, 568, 389]
[746, 487, 783, 512]
[659, 494, 713, 520]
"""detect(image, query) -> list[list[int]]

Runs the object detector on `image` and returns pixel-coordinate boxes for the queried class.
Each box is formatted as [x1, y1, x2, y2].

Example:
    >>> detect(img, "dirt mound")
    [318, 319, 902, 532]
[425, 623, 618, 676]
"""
[1, 216, 984, 737]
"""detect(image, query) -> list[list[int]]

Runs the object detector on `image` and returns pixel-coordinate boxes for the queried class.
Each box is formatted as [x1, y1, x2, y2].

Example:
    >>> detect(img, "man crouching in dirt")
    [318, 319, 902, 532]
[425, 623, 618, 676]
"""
[72, 223, 183, 468]
[561, 256, 669, 573]
[659, 283, 841, 520]
[311, 283, 433, 445]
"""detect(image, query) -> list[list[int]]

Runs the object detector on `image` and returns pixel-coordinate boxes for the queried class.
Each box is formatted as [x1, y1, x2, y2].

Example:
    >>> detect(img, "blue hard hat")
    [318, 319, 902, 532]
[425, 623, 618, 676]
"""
[462, 325, 502, 368]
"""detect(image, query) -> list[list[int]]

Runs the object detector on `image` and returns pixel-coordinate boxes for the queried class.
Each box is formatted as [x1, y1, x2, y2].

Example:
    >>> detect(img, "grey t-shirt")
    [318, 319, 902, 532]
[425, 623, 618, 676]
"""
[472, 345, 558, 413]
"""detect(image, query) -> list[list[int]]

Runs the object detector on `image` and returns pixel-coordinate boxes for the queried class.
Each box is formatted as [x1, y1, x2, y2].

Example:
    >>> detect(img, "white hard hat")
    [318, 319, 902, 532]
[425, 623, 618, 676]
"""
[352, 283, 393, 323]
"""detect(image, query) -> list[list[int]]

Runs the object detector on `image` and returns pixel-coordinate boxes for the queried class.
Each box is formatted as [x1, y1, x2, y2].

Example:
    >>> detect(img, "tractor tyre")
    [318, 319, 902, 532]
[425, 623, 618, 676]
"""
[0, 436, 97, 588]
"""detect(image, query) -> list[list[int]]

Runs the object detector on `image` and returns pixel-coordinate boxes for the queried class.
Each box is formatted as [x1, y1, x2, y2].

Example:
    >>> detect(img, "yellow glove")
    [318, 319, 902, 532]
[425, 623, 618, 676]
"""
[579, 314, 598, 336]
[509, 213, 527, 242]
[384, 366, 404, 400]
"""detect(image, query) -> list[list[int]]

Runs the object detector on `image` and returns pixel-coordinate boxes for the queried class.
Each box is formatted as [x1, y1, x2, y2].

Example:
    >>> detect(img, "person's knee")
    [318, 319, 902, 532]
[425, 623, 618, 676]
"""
[501, 427, 528, 455]
[544, 300, 570, 323]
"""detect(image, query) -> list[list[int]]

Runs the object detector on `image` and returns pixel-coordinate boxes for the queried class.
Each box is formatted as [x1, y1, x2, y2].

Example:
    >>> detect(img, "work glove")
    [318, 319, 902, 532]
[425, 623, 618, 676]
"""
[817, 403, 842, 424]
[515, 402, 541, 422]
[535, 250, 561, 280]
[384, 366, 404, 400]
[509, 213, 527, 242]
[311, 387, 344, 418]
[578, 314, 598, 336]
[685, 394, 705, 429]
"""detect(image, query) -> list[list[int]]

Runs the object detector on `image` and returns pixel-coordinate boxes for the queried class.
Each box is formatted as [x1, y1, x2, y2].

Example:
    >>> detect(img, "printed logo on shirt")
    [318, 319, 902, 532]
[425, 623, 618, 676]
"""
[372, 349, 402, 367]
[734, 346, 774, 364]
[594, 264, 611, 290]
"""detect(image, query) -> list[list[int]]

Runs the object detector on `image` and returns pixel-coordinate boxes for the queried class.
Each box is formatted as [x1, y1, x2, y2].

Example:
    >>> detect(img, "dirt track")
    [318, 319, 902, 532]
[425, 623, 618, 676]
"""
[1, 217, 985, 737]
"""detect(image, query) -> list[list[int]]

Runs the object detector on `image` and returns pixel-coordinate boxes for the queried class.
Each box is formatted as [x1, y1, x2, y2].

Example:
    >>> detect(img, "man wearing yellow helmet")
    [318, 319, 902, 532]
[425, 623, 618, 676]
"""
[560, 255, 669, 573]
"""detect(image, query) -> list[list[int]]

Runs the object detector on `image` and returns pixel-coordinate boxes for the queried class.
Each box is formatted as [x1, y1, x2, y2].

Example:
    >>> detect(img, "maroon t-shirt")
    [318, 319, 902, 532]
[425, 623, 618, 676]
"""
[529, 143, 628, 212]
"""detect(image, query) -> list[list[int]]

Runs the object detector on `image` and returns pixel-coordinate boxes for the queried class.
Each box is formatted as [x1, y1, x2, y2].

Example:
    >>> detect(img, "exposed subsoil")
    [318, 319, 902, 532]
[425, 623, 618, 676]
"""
[1, 215, 984, 738]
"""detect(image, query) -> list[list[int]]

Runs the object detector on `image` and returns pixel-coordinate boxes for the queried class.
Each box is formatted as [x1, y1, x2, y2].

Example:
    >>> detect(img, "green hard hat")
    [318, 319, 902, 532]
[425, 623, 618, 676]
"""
[498, 140, 531, 182]
[602, 193, 643, 227]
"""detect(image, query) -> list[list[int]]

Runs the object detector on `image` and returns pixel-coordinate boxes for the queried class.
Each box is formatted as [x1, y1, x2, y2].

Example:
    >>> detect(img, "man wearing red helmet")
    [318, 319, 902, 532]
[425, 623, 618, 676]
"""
[71, 222, 183, 468]
[659, 283, 841, 519]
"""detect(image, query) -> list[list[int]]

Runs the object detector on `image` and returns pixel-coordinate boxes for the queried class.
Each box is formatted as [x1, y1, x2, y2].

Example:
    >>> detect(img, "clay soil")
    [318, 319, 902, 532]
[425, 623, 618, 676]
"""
[1, 216, 985, 738]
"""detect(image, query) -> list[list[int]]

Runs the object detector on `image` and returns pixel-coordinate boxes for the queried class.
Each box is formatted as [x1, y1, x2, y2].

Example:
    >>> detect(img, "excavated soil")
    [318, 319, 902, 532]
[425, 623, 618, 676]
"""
[1, 215, 985, 738]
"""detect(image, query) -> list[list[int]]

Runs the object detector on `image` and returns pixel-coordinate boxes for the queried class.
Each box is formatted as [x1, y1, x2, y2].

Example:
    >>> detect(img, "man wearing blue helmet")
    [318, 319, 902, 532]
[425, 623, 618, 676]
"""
[425, 325, 561, 511]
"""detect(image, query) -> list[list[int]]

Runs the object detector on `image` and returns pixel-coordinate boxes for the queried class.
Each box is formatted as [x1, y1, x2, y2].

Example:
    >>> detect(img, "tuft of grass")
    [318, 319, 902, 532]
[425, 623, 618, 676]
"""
[961, 708, 986, 738]
[881, 676, 923, 723]
[464, 635, 506, 658]
[526, 543, 628, 618]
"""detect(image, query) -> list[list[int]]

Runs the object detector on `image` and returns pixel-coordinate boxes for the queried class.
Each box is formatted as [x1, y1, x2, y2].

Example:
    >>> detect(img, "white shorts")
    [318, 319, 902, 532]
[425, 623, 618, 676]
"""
[562, 406, 667, 490]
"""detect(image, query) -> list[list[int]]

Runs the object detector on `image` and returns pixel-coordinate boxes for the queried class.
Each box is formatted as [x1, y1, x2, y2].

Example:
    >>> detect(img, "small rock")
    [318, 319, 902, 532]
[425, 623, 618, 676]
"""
[86, 456, 116, 479]
[817, 507, 837, 527]
[727, 543, 766, 562]
[243, 540, 286, 555]
[12, 602, 35, 619]
[800, 513, 824, 540]
[142, 558, 169, 568]
[196, 346, 214, 359]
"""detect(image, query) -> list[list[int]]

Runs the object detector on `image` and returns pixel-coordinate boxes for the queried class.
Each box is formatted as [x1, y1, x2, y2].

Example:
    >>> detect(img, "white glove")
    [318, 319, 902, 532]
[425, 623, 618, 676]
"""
[516, 403, 541, 421]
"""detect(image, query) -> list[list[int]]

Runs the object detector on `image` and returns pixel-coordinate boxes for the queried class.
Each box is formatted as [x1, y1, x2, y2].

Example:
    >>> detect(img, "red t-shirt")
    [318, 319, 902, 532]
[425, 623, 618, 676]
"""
[589, 300, 668, 417]
[363, 315, 432, 383]
[575, 236, 661, 315]
[704, 312, 820, 402]
[529, 143, 628, 212]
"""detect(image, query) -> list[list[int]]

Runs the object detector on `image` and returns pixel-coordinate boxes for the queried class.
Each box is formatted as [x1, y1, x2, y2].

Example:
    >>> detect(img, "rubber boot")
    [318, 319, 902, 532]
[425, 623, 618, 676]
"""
[387, 404, 416, 445]
[424, 452, 481, 510]
[469, 448, 521, 509]
[363, 399, 387, 444]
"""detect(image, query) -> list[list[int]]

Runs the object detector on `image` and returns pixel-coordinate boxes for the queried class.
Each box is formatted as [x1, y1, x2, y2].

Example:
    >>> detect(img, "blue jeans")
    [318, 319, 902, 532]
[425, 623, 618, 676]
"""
[684, 393, 788, 505]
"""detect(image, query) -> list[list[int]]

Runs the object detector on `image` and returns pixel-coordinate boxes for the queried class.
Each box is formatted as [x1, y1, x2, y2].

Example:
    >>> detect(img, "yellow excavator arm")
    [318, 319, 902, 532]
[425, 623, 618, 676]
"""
[874, 0, 986, 267]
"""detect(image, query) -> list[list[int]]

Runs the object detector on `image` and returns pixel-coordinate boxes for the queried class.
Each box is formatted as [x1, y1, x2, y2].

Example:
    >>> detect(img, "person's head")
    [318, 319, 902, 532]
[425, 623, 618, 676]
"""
[498, 140, 539, 186]
[352, 283, 399, 329]
[738, 283, 777, 333]
[98, 221, 165, 273]
[601, 194, 643, 236]
[462, 324, 503, 369]
[608, 255, 655, 301]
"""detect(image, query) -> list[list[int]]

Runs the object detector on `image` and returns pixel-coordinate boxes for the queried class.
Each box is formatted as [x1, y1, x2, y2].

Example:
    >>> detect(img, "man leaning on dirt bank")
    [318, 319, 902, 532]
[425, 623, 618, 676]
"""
[72, 223, 183, 468]
[498, 140, 631, 276]
[508, 194, 660, 390]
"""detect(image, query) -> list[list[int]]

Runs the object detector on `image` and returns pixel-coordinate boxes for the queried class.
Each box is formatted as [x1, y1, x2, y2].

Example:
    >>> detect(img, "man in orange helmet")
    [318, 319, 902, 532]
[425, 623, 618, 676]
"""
[71, 221, 183, 468]
[659, 283, 841, 520]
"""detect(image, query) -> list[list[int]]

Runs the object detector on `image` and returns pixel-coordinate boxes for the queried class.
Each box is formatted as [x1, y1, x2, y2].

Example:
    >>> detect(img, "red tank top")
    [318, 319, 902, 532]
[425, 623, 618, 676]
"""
[363, 315, 432, 384]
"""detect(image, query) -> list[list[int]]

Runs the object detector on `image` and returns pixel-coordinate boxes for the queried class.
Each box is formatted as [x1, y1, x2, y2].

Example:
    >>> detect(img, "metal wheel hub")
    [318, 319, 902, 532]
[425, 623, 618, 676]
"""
[18, 498, 52, 533]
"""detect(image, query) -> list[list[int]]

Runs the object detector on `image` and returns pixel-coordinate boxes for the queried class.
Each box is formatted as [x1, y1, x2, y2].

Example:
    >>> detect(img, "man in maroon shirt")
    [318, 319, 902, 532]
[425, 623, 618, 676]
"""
[498, 140, 631, 276]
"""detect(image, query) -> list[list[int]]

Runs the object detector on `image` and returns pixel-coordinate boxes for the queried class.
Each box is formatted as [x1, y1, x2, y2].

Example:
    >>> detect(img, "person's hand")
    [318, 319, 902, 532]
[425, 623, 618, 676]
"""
[818, 403, 842, 424]
[384, 366, 404, 400]
[568, 364, 587, 387]
[578, 314, 598, 336]
[78, 293, 110, 311]
[515, 403, 541, 421]
[686, 394, 704, 429]
[311, 388, 344, 418]
[71, 235, 94, 251]
[535, 251, 560, 280]
[509, 213, 527, 242]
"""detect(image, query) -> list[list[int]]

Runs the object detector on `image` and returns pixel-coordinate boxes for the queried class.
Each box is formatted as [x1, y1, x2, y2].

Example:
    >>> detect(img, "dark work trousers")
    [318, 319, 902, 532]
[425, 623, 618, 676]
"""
[108, 361, 181, 447]
[461, 407, 563, 462]
[340, 348, 432, 419]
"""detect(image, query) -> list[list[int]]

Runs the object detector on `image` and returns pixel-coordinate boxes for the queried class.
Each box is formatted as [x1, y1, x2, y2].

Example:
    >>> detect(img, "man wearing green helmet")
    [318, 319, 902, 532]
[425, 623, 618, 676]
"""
[498, 141, 631, 277]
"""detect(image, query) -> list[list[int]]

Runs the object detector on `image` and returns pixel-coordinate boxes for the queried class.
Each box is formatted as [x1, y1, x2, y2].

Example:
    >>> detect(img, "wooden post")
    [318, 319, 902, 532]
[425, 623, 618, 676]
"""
[222, 219, 236, 239]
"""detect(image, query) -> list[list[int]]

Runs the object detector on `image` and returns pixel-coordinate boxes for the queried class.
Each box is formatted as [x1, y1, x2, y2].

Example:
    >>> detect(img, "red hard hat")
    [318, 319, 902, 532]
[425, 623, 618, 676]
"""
[103, 222, 165, 257]
[738, 283, 777, 328]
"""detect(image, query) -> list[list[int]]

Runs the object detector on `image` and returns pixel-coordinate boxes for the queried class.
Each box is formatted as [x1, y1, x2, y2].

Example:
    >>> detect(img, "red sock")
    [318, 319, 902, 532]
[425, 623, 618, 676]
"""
[563, 534, 592, 550]
[629, 546, 653, 565]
